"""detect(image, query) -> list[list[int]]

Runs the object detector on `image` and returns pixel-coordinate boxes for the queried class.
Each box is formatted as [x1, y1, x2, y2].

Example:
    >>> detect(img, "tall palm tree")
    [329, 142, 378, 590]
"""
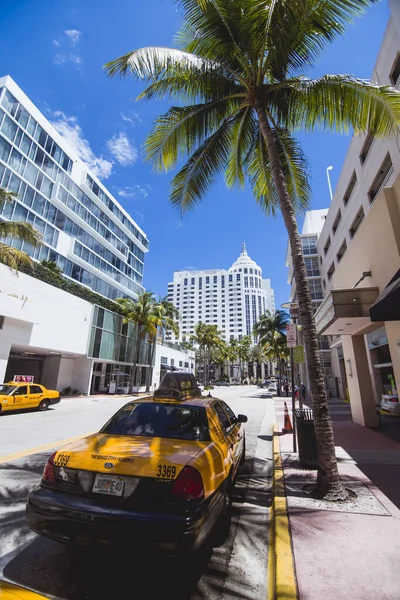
[106, 0, 400, 500]
[191, 323, 223, 384]
[116, 291, 156, 393]
[237, 335, 252, 381]
[0, 187, 41, 271]
[249, 344, 268, 380]
[146, 296, 180, 392]
[227, 338, 239, 382]
[254, 310, 289, 388]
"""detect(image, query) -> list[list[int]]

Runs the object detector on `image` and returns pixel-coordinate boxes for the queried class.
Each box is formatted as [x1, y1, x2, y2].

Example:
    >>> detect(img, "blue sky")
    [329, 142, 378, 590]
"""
[0, 0, 391, 308]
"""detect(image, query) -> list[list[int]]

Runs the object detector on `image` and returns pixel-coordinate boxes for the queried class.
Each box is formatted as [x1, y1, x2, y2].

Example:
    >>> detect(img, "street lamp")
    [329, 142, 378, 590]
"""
[326, 165, 333, 201]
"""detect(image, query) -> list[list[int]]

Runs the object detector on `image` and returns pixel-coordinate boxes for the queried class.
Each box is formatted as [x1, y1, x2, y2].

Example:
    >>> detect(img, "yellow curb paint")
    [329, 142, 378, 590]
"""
[0, 433, 93, 464]
[267, 424, 277, 600]
[268, 426, 298, 600]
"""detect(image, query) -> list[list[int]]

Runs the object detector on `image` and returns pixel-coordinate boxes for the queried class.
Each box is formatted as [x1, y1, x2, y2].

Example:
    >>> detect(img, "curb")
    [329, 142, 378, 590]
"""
[268, 425, 298, 600]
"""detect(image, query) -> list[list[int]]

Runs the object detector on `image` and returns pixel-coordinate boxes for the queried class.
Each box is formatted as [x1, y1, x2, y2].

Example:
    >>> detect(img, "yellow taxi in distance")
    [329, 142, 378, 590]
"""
[26, 373, 247, 555]
[0, 382, 60, 413]
[0, 579, 49, 599]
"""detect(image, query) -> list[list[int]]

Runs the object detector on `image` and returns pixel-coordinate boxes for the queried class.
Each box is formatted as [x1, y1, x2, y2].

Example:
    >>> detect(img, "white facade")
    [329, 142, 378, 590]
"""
[166, 244, 275, 344]
[317, 17, 400, 292]
[0, 75, 149, 302]
[0, 263, 194, 394]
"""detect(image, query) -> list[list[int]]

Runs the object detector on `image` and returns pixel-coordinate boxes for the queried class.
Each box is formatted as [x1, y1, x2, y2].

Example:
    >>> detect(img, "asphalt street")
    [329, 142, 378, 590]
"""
[0, 386, 275, 600]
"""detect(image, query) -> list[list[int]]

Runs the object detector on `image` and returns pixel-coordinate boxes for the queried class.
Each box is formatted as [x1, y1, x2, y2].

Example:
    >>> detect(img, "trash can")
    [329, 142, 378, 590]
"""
[294, 409, 318, 467]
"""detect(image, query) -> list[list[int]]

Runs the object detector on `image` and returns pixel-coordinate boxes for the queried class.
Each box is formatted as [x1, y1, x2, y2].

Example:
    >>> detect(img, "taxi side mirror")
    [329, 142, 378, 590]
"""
[237, 414, 248, 423]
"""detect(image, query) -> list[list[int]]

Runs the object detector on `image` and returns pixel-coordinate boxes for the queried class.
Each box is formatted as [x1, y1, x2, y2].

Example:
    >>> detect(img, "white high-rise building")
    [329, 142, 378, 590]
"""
[0, 75, 149, 301]
[166, 244, 275, 344]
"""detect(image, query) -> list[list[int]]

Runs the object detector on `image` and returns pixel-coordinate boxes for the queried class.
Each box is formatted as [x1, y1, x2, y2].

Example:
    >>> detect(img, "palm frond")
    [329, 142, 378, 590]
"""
[0, 187, 17, 211]
[0, 243, 34, 272]
[285, 75, 400, 137]
[265, 0, 378, 79]
[145, 98, 243, 172]
[225, 107, 257, 188]
[0, 221, 42, 246]
[169, 117, 233, 212]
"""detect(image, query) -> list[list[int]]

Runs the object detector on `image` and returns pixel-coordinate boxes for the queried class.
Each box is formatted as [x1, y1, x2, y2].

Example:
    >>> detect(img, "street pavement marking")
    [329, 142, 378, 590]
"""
[268, 428, 298, 600]
[0, 433, 93, 464]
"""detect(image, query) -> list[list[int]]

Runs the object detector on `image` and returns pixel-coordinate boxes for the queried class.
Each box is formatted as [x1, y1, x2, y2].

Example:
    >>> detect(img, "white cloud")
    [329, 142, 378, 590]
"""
[52, 29, 83, 69]
[175, 221, 183, 229]
[49, 110, 113, 180]
[184, 266, 198, 270]
[107, 133, 138, 166]
[121, 111, 142, 126]
[65, 29, 81, 44]
[117, 185, 149, 200]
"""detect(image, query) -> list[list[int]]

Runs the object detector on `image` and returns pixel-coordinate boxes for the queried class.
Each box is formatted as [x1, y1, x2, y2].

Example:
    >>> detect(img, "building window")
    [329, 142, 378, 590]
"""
[304, 257, 320, 277]
[327, 263, 335, 281]
[309, 279, 323, 300]
[390, 53, 400, 87]
[336, 239, 347, 263]
[206, 276, 210, 284]
[359, 135, 374, 166]
[236, 274, 240, 281]
[179, 361, 183, 367]
[160, 356, 168, 365]
[323, 237, 331, 255]
[301, 236, 317, 255]
[191, 277, 195, 285]
[349, 206, 365, 238]
[368, 154, 393, 204]
[343, 171, 357, 205]
[213, 275, 217, 283]
[170, 359, 175, 366]
[244, 268, 248, 274]
[332, 209, 342, 235]
[221, 275, 225, 287]
[322, 279, 326, 289]
[184, 278, 188, 285]
[199, 277, 202, 288]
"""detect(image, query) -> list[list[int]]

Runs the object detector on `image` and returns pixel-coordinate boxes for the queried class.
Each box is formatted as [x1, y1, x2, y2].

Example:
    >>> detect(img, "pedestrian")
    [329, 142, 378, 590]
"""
[301, 383, 306, 402]
[295, 385, 299, 401]
[284, 381, 289, 397]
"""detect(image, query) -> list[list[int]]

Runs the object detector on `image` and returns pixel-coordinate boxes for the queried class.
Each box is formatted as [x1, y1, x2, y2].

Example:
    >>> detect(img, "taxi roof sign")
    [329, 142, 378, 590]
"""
[154, 372, 201, 400]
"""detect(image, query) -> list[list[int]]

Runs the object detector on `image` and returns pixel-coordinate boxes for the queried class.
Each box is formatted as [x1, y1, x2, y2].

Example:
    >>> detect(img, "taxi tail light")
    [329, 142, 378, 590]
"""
[42, 452, 56, 484]
[171, 466, 204, 502]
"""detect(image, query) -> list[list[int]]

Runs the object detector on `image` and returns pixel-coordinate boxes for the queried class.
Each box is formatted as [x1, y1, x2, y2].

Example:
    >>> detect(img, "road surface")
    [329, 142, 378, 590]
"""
[0, 386, 275, 600]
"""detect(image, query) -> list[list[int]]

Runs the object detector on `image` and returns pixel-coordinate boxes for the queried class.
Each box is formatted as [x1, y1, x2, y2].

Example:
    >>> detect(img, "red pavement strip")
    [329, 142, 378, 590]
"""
[273, 395, 400, 600]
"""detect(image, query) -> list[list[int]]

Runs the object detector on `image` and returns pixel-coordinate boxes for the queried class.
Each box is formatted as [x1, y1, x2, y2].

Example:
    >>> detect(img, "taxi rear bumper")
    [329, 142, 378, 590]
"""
[26, 485, 223, 555]
[49, 396, 61, 405]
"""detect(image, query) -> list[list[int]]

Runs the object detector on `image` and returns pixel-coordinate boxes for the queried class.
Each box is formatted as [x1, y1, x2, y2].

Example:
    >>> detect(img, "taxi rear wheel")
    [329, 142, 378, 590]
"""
[213, 477, 232, 547]
[39, 399, 50, 411]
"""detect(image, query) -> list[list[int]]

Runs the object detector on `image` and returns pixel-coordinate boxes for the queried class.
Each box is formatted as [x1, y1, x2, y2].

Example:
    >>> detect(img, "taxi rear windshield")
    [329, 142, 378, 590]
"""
[101, 402, 210, 442]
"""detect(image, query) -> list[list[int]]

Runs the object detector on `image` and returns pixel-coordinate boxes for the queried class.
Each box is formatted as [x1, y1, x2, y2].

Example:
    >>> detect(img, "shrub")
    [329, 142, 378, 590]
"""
[61, 386, 72, 396]
[71, 388, 80, 395]
[204, 385, 214, 390]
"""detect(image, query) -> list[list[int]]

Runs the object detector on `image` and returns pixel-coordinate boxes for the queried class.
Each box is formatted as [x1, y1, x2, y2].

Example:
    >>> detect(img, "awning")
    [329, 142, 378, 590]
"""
[314, 287, 379, 335]
[160, 364, 181, 371]
[369, 269, 400, 322]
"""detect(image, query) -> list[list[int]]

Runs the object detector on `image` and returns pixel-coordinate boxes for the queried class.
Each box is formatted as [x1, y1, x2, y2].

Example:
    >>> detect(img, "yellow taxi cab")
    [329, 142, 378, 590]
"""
[26, 373, 247, 555]
[0, 579, 49, 599]
[0, 382, 60, 413]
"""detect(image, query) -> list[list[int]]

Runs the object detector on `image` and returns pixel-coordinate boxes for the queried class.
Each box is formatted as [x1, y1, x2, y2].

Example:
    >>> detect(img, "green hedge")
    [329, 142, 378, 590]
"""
[16, 262, 124, 314]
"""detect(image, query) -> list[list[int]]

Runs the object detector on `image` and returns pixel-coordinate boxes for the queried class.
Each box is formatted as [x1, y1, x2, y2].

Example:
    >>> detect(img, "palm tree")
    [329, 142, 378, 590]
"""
[146, 296, 180, 392]
[116, 291, 156, 393]
[249, 344, 268, 381]
[191, 323, 223, 384]
[106, 0, 400, 500]
[237, 335, 252, 381]
[254, 310, 290, 387]
[0, 187, 41, 271]
[227, 338, 239, 382]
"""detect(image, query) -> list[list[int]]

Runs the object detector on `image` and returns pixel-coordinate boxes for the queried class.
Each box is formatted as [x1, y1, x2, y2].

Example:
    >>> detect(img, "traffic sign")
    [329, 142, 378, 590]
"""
[286, 323, 297, 348]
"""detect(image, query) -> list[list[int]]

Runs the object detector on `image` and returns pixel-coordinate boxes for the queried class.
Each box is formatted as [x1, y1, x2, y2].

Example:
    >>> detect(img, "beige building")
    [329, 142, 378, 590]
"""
[314, 10, 400, 427]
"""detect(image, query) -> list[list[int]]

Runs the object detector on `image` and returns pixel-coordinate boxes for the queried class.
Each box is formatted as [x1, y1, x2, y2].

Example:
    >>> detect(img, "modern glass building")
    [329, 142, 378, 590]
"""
[0, 75, 149, 302]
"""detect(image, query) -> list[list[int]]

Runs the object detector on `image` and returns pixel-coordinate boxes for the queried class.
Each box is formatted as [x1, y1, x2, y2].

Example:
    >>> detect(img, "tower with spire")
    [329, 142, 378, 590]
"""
[166, 244, 275, 345]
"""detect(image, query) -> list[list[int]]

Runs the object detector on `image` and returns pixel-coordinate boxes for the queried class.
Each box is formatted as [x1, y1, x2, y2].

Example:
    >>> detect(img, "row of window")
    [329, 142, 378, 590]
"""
[323, 154, 393, 258]
[0, 91, 146, 263]
[74, 241, 142, 291]
[1, 199, 59, 248]
[0, 161, 142, 286]
[86, 174, 149, 249]
[1, 90, 73, 173]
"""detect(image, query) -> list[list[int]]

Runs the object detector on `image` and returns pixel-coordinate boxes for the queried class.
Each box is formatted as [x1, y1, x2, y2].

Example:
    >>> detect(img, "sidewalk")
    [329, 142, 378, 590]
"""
[274, 394, 400, 600]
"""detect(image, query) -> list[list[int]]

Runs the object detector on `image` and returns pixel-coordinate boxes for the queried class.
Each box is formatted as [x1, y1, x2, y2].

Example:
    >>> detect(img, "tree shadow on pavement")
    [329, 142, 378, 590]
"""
[1, 453, 271, 600]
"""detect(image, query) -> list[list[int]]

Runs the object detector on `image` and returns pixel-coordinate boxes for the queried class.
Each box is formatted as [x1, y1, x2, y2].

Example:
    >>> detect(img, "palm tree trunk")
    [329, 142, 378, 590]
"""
[146, 338, 157, 393]
[203, 347, 207, 386]
[256, 102, 347, 501]
[130, 324, 142, 395]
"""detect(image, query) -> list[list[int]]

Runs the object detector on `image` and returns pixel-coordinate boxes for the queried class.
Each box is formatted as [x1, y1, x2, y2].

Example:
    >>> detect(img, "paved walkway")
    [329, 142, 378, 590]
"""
[274, 394, 400, 600]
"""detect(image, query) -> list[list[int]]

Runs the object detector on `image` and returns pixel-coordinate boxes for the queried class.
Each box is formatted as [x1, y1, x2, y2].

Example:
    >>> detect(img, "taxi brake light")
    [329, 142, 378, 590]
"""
[172, 466, 204, 501]
[42, 452, 56, 484]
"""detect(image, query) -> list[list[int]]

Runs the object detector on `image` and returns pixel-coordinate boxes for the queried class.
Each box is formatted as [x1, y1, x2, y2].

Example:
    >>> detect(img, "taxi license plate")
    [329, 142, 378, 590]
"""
[92, 473, 125, 497]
